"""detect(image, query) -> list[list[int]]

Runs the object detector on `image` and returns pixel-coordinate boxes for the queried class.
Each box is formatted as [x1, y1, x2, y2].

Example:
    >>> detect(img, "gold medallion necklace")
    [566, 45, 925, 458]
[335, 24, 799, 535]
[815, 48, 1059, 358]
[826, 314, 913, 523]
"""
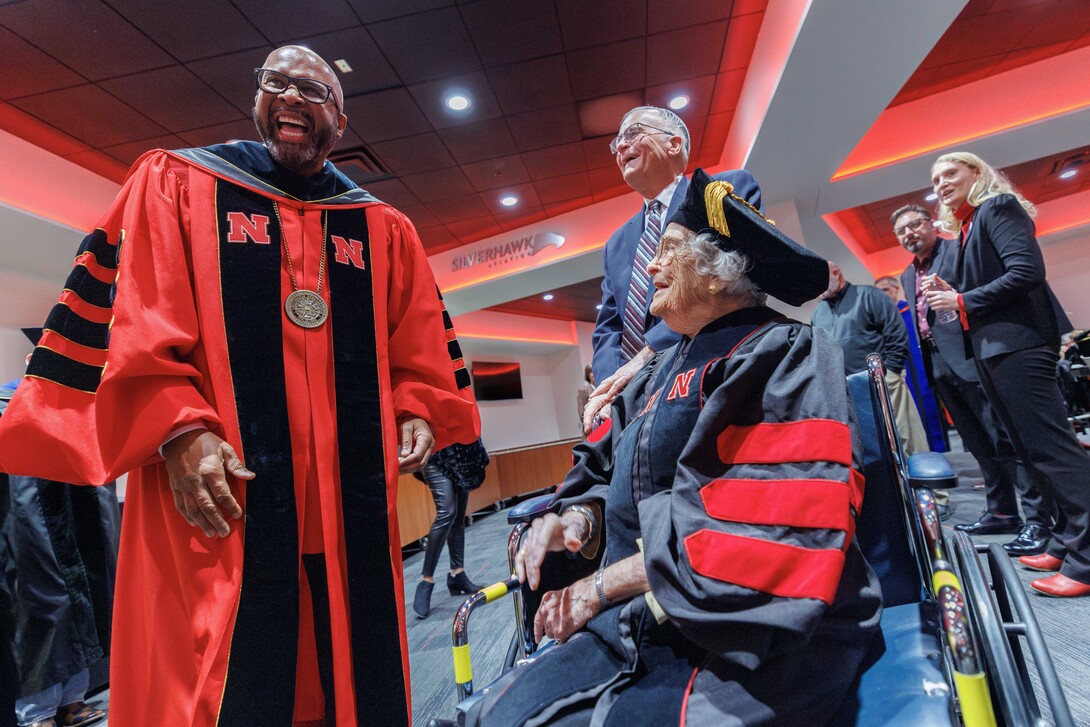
[274, 202, 329, 328]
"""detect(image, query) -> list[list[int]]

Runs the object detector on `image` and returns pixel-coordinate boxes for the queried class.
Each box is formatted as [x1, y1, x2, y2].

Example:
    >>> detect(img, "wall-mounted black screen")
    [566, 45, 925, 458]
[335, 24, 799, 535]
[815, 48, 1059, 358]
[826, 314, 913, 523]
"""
[471, 361, 523, 401]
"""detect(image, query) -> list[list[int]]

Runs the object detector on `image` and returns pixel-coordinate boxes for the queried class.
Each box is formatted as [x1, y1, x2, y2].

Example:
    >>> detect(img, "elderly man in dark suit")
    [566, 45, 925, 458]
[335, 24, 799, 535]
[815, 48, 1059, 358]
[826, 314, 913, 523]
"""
[584, 106, 760, 429]
[893, 204, 1052, 555]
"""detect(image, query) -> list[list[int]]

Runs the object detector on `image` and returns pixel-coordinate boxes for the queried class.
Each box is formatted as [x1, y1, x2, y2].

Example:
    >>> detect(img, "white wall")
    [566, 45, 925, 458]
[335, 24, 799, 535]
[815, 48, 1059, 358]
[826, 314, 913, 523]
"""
[1042, 230, 1090, 330]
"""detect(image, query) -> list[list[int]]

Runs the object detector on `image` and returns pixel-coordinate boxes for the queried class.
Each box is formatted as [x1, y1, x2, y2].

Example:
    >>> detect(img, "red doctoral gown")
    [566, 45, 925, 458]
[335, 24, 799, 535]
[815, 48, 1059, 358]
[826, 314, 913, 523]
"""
[0, 142, 480, 726]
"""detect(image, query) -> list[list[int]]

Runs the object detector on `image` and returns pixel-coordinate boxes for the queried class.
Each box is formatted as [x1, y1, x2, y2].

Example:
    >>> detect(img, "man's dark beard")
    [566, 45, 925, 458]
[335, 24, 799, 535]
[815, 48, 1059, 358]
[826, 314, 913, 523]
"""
[253, 108, 336, 176]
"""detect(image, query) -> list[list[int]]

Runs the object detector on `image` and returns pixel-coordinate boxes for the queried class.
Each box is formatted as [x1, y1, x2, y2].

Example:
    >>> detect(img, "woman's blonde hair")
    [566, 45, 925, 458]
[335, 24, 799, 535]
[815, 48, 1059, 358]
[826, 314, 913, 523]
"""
[933, 151, 1035, 233]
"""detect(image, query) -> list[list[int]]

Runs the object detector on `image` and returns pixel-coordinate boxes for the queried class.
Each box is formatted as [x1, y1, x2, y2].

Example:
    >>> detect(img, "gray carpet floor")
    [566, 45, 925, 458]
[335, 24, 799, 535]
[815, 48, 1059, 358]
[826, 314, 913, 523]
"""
[84, 436, 1090, 726]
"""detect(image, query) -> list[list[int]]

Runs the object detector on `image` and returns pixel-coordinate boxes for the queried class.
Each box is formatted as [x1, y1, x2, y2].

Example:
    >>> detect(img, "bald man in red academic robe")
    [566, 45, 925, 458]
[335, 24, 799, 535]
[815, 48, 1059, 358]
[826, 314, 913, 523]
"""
[0, 45, 479, 727]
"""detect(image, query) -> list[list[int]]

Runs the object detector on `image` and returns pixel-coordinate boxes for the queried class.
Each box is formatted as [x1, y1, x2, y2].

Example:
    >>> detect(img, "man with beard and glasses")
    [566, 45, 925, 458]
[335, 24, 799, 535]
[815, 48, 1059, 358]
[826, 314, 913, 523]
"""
[0, 45, 480, 727]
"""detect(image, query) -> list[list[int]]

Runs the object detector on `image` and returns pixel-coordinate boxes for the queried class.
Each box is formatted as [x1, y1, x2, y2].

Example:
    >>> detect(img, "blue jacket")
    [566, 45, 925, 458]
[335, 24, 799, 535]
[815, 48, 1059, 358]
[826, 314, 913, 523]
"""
[591, 170, 761, 381]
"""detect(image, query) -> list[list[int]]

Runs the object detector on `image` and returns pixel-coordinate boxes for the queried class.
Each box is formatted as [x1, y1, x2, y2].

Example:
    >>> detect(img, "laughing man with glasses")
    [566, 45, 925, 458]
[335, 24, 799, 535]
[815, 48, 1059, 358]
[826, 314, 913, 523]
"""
[583, 106, 763, 432]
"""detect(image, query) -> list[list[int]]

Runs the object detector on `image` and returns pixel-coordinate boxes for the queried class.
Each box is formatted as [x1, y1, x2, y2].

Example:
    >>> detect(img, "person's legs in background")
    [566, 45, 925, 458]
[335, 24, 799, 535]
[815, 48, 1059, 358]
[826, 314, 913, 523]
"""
[978, 345, 1090, 595]
[414, 463, 464, 618]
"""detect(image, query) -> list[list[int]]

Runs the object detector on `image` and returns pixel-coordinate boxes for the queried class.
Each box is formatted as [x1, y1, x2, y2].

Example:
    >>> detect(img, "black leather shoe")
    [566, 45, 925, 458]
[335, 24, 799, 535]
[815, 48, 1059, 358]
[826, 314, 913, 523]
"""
[413, 580, 434, 619]
[1003, 524, 1051, 556]
[447, 571, 481, 596]
[954, 512, 1023, 535]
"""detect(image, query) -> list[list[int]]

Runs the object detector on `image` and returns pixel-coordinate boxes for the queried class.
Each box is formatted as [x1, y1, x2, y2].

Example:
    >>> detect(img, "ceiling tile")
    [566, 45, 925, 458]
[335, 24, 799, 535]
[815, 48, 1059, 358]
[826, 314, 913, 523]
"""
[417, 224, 460, 253]
[0, 0, 173, 81]
[461, 154, 532, 191]
[647, 23, 728, 86]
[648, 0, 732, 33]
[402, 167, 477, 202]
[720, 11, 764, 71]
[645, 75, 715, 120]
[333, 125, 365, 154]
[231, 0, 361, 44]
[582, 138, 617, 169]
[991, 41, 1072, 75]
[368, 7, 481, 85]
[346, 0, 453, 23]
[708, 69, 746, 114]
[13, 84, 167, 148]
[443, 214, 502, 242]
[507, 104, 583, 152]
[732, 0, 768, 16]
[567, 38, 646, 101]
[588, 165, 629, 199]
[100, 134, 188, 164]
[544, 197, 589, 217]
[0, 26, 85, 100]
[187, 46, 276, 117]
[522, 142, 586, 181]
[556, 0, 645, 51]
[534, 171, 593, 204]
[396, 204, 441, 228]
[100, 67, 243, 132]
[427, 192, 492, 224]
[342, 88, 432, 143]
[460, 0, 562, 67]
[356, 178, 420, 208]
[103, 0, 265, 62]
[482, 182, 541, 214]
[176, 118, 261, 148]
[407, 72, 503, 130]
[370, 132, 456, 175]
[498, 208, 547, 232]
[487, 56, 574, 115]
[289, 27, 401, 97]
[577, 92, 645, 139]
[438, 118, 519, 164]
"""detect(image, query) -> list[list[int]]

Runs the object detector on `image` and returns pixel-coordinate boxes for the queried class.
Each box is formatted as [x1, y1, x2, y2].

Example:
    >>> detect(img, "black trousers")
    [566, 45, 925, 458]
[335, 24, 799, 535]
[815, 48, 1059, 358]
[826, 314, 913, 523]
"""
[931, 353, 1051, 524]
[421, 462, 469, 578]
[977, 344, 1090, 583]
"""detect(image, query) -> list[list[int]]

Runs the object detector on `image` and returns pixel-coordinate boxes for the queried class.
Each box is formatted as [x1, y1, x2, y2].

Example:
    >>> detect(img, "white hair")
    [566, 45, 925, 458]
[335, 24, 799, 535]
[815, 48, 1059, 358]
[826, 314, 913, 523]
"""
[688, 232, 766, 306]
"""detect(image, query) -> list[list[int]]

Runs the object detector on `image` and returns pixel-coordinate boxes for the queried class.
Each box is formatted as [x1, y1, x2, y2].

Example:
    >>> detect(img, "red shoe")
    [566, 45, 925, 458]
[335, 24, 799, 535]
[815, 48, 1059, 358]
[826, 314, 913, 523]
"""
[1030, 573, 1090, 598]
[1018, 553, 1063, 572]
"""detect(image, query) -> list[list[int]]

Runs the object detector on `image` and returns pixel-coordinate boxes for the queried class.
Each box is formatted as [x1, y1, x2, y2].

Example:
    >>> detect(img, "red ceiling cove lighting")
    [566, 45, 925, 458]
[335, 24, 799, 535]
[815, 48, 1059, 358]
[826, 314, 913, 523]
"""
[833, 46, 1090, 181]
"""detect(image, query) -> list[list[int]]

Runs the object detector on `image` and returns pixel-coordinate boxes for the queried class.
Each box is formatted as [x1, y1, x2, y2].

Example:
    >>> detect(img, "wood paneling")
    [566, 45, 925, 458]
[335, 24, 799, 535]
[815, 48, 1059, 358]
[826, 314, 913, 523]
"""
[397, 439, 578, 546]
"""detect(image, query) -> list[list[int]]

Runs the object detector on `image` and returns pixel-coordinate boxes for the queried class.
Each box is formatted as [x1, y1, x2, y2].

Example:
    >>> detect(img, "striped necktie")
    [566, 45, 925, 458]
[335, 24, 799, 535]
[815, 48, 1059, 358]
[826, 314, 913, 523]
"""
[621, 200, 663, 361]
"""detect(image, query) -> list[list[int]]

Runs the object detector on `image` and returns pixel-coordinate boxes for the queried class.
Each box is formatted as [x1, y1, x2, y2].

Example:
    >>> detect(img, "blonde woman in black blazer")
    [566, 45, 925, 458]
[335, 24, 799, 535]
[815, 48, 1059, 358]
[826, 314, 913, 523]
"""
[924, 151, 1090, 598]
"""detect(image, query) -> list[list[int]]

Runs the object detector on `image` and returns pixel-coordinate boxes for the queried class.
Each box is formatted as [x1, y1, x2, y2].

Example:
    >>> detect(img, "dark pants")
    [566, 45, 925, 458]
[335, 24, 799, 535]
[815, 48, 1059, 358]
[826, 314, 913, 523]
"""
[421, 462, 469, 579]
[931, 354, 1050, 524]
[977, 344, 1090, 583]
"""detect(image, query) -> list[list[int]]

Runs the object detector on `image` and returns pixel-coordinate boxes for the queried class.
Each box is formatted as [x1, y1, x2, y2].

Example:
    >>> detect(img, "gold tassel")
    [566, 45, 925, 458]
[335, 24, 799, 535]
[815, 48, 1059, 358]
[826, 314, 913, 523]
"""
[704, 181, 734, 237]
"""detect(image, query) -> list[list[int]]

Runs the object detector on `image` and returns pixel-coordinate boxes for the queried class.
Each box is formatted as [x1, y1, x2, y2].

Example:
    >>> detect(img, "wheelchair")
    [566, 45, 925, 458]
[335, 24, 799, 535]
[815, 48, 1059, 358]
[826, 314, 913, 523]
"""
[432, 353, 1073, 727]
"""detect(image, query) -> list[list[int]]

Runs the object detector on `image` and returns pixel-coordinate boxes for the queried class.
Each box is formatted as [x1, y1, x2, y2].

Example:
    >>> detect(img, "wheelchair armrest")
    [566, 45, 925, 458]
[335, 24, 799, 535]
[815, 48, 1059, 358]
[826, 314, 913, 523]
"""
[507, 493, 558, 524]
[907, 451, 958, 489]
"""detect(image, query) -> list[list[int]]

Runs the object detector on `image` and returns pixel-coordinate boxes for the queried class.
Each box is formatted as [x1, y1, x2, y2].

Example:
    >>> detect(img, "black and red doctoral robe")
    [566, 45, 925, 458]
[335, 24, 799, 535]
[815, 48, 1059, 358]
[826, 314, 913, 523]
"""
[0, 142, 480, 726]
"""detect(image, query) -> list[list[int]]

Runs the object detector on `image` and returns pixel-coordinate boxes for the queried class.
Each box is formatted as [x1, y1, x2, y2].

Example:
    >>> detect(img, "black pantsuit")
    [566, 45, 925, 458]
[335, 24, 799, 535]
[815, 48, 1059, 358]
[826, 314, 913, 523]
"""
[903, 238, 1050, 526]
[954, 193, 1090, 583]
[976, 345, 1090, 579]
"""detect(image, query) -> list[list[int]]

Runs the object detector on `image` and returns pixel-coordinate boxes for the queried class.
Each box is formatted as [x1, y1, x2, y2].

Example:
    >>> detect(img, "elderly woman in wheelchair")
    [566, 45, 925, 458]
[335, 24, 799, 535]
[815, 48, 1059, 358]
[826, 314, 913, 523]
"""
[463, 171, 883, 726]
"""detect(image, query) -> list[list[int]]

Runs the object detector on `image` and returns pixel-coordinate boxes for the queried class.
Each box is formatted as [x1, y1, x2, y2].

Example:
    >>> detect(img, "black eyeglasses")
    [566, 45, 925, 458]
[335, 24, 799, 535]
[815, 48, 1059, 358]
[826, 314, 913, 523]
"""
[609, 122, 674, 154]
[894, 217, 930, 238]
[254, 68, 339, 110]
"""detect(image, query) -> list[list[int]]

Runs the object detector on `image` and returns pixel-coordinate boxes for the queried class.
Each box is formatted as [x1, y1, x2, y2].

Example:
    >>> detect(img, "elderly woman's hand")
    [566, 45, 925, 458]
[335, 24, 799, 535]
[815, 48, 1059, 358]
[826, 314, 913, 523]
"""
[514, 511, 590, 590]
[582, 346, 654, 433]
[534, 576, 598, 644]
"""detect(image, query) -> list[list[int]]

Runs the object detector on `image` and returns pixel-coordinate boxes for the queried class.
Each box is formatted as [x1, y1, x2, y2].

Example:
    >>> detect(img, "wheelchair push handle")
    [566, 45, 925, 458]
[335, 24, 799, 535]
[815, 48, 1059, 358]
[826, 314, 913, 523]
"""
[452, 576, 522, 700]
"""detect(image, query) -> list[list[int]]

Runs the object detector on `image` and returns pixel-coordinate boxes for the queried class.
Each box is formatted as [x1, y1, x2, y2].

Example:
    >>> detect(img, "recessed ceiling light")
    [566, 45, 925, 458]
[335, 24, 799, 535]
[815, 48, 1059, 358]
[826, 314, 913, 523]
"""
[595, 304, 603, 310]
[668, 95, 690, 110]
[925, 192, 938, 201]
[500, 195, 518, 207]
[334, 59, 353, 73]
[1060, 169, 1078, 179]
[446, 94, 471, 111]
[543, 293, 554, 301]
